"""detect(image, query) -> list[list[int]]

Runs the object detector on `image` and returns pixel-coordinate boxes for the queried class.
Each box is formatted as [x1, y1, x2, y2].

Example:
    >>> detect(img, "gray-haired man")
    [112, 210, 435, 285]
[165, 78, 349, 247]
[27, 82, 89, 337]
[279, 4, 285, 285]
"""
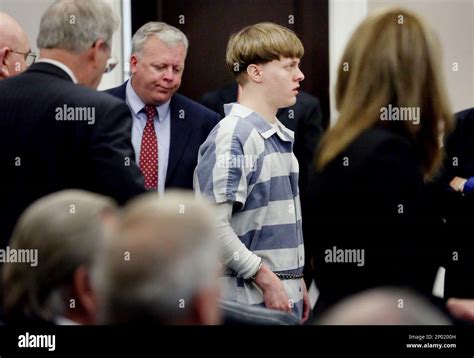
[106, 22, 219, 193]
[0, 0, 146, 245]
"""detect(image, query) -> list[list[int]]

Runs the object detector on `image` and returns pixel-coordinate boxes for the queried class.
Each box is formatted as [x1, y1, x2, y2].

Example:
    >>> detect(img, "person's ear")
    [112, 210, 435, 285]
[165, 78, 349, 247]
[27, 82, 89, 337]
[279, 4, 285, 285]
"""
[246, 64, 263, 83]
[191, 287, 221, 325]
[72, 266, 98, 324]
[130, 54, 139, 75]
[0, 47, 11, 79]
[89, 39, 107, 65]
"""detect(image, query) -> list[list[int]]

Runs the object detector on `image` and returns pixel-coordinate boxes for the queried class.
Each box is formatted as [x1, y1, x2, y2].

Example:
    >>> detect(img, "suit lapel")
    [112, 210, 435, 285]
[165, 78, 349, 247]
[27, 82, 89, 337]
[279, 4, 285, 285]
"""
[166, 95, 192, 185]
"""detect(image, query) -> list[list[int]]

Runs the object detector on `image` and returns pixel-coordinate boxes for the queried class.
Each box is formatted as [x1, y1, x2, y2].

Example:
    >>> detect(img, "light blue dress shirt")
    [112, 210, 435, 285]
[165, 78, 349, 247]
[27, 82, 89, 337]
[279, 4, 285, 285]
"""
[126, 80, 171, 194]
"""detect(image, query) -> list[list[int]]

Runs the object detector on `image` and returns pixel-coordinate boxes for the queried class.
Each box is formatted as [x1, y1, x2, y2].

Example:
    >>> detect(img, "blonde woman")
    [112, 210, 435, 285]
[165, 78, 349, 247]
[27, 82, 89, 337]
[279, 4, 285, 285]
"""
[304, 7, 453, 313]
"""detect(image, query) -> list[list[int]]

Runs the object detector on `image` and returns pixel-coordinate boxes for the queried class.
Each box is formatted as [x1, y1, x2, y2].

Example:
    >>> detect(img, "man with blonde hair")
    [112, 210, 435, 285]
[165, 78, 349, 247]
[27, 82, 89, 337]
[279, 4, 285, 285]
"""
[94, 191, 222, 325]
[194, 22, 310, 321]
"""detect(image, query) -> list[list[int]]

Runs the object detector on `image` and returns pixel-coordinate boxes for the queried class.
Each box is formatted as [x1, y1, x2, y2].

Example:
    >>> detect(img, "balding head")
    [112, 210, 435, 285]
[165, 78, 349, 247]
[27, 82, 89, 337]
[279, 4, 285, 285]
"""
[0, 12, 31, 79]
[315, 287, 451, 325]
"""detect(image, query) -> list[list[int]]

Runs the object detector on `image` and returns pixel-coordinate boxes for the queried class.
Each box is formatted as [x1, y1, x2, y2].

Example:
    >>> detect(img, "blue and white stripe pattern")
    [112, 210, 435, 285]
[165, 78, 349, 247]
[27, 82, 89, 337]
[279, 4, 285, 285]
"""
[194, 103, 305, 318]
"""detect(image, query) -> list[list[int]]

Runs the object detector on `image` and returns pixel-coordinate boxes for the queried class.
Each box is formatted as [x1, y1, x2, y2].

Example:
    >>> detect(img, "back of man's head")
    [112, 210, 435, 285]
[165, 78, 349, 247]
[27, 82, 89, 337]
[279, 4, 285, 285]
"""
[315, 287, 451, 325]
[0, 12, 31, 79]
[36, 0, 119, 89]
[37, 0, 118, 53]
[94, 191, 222, 325]
[3, 190, 118, 324]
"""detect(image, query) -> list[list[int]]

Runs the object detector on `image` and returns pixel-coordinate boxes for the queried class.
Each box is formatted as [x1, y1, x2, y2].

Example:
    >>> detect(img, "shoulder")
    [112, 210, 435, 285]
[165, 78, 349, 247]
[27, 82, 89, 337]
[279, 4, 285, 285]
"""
[103, 82, 127, 100]
[454, 107, 474, 132]
[354, 126, 413, 152]
[70, 85, 128, 109]
[203, 114, 262, 154]
[336, 126, 417, 173]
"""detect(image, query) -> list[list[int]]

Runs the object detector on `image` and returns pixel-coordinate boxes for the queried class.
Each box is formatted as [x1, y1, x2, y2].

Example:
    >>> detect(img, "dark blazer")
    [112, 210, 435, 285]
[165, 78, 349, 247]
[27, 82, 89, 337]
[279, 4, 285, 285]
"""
[107, 82, 220, 190]
[0, 63, 146, 246]
[431, 108, 474, 298]
[303, 125, 443, 312]
[200, 82, 324, 198]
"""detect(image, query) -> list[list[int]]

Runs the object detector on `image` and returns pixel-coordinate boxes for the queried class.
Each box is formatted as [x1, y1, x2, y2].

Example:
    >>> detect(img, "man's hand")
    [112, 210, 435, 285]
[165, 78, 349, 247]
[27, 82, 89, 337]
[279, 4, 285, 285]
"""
[449, 176, 467, 192]
[447, 298, 474, 321]
[301, 279, 311, 323]
[254, 264, 291, 313]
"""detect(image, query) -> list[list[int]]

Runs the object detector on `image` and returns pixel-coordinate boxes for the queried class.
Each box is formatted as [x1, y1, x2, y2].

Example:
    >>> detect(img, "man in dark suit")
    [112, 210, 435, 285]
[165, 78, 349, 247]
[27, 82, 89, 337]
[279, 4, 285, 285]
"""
[107, 22, 219, 193]
[0, 0, 146, 246]
[200, 82, 324, 198]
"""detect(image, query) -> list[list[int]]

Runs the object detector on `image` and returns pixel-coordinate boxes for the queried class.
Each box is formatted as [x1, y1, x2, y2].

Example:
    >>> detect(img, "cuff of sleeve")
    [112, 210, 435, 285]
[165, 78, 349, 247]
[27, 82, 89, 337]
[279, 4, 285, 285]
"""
[463, 177, 474, 194]
[227, 251, 261, 279]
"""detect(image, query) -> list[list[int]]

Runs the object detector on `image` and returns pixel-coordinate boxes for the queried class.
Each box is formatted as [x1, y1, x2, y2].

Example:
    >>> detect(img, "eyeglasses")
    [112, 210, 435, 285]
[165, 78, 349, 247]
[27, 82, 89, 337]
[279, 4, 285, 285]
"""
[105, 57, 118, 74]
[10, 50, 36, 66]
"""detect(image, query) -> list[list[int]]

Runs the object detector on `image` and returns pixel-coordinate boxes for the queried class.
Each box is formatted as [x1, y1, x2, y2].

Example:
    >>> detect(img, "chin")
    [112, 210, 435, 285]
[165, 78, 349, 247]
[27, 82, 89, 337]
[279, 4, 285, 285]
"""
[152, 95, 171, 104]
[154, 91, 176, 104]
[283, 96, 297, 108]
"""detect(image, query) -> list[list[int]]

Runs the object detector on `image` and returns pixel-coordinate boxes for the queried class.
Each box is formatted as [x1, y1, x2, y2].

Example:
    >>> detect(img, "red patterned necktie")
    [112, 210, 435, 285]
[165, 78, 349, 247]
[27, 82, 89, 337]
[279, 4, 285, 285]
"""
[139, 105, 158, 190]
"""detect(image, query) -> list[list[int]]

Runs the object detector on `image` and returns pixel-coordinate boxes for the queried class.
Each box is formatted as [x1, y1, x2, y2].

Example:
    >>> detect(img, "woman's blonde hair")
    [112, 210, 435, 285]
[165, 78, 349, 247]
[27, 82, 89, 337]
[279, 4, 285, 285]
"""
[226, 22, 304, 85]
[317, 7, 453, 179]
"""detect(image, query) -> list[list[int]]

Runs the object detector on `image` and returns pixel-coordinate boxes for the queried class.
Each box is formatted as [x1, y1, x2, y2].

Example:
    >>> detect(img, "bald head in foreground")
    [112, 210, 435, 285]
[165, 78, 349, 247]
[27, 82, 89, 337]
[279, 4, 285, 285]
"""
[0, 12, 32, 79]
[315, 287, 451, 325]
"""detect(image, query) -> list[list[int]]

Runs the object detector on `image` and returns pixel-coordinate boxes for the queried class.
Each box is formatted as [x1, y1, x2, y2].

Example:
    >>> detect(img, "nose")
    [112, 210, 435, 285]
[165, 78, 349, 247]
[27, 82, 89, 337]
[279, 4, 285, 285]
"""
[162, 66, 174, 81]
[295, 67, 305, 82]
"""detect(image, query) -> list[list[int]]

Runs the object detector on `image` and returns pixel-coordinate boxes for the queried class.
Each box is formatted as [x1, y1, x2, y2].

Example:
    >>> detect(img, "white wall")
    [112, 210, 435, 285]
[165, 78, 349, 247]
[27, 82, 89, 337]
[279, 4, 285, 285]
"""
[329, 0, 474, 125]
[0, 0, 126, 89]
[329, 0, 368, 126]
[368, 0, 473, 113]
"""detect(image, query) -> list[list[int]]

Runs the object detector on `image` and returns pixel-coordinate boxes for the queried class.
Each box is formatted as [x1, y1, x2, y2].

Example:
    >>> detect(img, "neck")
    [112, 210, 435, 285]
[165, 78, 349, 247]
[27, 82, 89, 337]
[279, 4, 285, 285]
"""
[239, 86, 277, 124]
[39, 49, 85, 84]
[130, 76, 147, 104]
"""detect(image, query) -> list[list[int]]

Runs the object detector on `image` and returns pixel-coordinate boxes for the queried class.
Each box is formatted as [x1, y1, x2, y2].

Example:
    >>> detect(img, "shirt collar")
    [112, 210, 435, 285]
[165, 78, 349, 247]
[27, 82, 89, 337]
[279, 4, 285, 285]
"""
[224, 103, 293, 142]
[36, 58, 78, 83]
[126, 79, 170, 122]
[54, 315, 79, 325]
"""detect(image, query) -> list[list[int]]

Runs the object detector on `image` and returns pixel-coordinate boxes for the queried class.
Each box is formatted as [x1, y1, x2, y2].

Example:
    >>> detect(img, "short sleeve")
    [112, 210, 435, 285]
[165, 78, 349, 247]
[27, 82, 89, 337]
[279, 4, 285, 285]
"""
[194, 120, 258, 208]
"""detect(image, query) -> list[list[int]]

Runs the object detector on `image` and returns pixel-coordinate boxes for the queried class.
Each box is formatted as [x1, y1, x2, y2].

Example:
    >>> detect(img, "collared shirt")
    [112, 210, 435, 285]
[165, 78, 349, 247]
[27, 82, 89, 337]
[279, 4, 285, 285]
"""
[194, 103, 305, 318]
[36, 59, 78, 83]
[126, 79, 171, 194]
